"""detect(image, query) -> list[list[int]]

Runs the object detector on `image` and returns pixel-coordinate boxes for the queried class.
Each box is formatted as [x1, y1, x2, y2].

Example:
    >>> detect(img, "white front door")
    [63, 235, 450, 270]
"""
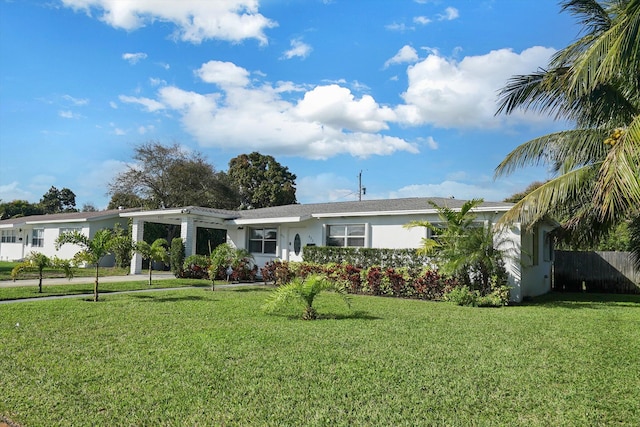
[288, 228, 305, 262]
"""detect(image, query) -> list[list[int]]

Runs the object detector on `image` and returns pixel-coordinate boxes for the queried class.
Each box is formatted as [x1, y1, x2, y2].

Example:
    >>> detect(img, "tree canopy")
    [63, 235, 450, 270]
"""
[228, 152, 297, 209]
[494, 0, 640, 266]
[108, 141, 239, 210]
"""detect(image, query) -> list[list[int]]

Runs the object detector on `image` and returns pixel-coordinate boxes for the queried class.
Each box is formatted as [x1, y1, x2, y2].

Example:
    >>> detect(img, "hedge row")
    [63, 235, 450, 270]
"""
[303, 246, 431, 270]
[260, 260, 458, 301]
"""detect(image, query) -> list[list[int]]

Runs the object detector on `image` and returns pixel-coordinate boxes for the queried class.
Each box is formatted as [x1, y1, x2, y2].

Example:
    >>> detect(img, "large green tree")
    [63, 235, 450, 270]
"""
[40, 186, 77, 214]
[494, 0, 640, 267]
[0, 200, 43, 219]
[228, 152, 297, 209]
[108, 141, 239, 210]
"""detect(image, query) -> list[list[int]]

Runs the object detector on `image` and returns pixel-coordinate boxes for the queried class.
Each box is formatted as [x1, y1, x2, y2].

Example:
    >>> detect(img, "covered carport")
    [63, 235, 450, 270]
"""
[120, 207, 238, 274]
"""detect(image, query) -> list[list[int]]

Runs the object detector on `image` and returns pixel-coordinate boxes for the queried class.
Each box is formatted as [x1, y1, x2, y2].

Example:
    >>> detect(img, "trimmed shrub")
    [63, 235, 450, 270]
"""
[304, 246, 430, 270]
[170, 237, 186, 278]
[183, 254, 210, 279]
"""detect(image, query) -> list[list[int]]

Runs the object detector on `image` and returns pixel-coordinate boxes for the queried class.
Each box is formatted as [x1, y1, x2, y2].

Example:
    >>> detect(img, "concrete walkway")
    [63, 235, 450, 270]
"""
[0, 272, 175, 288]
[0, 273, 267, 304]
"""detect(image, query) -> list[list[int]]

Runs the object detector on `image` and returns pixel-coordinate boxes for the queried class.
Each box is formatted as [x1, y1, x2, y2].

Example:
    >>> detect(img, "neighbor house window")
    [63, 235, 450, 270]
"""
[1, 230, 17, 243]
[326, 224, 365, 247]
[32, 229, 44, 247]
[249, 228, 277, 254]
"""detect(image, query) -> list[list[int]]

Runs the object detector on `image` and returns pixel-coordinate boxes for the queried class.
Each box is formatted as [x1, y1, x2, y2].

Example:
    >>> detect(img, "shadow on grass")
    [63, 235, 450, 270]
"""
[522, 292, 640, 309]
[130, 294, 207, 303]
[230, 287, 272, 293]
[274, 310, 380, 321]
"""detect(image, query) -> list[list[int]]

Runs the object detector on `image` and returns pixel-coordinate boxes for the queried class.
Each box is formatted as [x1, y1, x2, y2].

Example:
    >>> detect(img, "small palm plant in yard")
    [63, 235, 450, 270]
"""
[10, 252, 74, 293]
[135, 238, 169, 286]
[56, 229, 114, 302]
[262, 274, 351, 320]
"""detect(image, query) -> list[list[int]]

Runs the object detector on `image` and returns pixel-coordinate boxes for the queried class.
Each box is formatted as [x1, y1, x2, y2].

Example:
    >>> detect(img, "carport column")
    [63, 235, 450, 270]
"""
[181, 216, 196, 258]
[130, 218, 144, 275]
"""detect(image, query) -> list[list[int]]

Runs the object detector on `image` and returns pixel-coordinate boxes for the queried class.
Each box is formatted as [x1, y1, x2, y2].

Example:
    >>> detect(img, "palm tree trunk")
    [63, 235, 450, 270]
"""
[94, 264, 99, 302]
[38, 273, 43, 293]
[148, 263, 152, 286]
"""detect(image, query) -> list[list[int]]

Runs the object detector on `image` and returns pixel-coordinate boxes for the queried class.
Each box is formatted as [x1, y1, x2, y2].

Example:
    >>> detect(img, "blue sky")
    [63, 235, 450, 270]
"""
[0, 0, 579, 210]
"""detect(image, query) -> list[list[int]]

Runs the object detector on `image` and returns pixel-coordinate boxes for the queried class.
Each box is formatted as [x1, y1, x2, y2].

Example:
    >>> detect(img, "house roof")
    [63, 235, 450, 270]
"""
[234, 197, 513, 221]
[0, 208, 140, 227]
[0, 198, 515, 228]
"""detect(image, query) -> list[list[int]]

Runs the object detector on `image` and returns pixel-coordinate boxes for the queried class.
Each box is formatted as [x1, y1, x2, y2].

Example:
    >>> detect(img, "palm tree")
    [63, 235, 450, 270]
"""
[494, 0, 640, 265]
[56, 229, 114, 302]
[11, 252, 74, 293]
[135, 238, 169, 286]
[405, 199, 509, 292]
[208, 243, 254, 290]
[262, 274, 351, 320]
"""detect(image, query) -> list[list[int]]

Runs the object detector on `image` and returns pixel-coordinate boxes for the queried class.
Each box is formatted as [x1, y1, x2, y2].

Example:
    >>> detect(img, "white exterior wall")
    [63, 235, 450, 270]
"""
[519, 223, 554, 299]
[0, 217, 124, 266]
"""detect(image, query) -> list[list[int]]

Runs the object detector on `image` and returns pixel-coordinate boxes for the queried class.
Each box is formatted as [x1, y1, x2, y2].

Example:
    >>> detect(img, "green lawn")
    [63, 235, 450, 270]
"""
[1, 289, 639, 426]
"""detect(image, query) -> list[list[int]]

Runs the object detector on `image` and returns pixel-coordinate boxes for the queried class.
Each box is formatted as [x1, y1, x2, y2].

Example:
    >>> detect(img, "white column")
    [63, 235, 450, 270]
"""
[181, 216, 196, 257]
[130, 219, 144, 275]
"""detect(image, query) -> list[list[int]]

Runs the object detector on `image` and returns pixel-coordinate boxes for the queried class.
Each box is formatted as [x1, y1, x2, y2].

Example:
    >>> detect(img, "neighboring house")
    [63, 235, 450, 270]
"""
[0, 198, 555, 302]
[0, 209, 137, 267]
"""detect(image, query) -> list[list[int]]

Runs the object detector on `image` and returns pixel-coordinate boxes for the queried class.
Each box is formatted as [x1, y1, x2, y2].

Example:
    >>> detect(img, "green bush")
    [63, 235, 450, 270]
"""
[170, 237, 185, 278]
[183, 254, 210, 279]
[303, 246, 430, 270]
[444, 286, 479, 306]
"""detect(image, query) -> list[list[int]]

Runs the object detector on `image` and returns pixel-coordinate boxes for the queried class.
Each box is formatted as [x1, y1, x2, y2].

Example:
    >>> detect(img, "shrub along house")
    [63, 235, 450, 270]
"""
[0, 198, 555, 302]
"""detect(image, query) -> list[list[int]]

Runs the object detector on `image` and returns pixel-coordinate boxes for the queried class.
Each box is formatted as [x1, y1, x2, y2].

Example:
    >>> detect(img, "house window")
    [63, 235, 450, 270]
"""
[249, 228, 277, 254]
[327, 224, 365, 247]
[60, 227, 82, 236]
[32, 229, 44, 247]
[1, 230, 17, 243]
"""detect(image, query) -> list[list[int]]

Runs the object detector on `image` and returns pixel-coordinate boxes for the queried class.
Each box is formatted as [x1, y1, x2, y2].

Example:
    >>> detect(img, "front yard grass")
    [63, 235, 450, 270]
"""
[1, 289, 639, 426]
[0, 278, 211, 301]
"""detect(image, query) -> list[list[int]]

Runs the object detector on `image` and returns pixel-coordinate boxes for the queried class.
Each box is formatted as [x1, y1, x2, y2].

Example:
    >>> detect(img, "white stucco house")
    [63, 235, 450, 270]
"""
[0, 198, 555, 302]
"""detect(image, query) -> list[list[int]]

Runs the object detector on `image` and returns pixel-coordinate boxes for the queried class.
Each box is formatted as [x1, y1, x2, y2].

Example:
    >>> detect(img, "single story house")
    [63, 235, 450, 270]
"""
[0, 198, 555, 302]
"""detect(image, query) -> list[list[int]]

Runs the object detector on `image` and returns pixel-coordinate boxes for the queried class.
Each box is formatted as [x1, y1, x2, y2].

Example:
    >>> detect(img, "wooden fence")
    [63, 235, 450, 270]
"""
[553, 251, 640, 294]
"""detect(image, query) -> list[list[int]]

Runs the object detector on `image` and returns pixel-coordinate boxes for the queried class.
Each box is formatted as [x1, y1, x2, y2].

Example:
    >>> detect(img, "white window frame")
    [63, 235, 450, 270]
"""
[326, 224, 366, 248]
[32, 228, 44, 247]
[248, 227, 278, 255]
[1, 230, 17, 243]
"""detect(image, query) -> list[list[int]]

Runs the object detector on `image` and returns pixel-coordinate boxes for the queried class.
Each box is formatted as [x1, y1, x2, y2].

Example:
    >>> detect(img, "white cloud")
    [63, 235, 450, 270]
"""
[109, 101, 118, 109]
[385, 22, 413, 32]
[297, 173, 356, 203]
[59, 110, 82, 119]
[0, 181, 34, 203]
[113, 128, 126, 135]
[438, 7, 459, 21]
[196, 61, 250, 88]
[396, 46, 558, 129]
[294, 85, 395, 132]
[122, 52, 147, 64]
[118, 95, 165, 112]
[62, 94, 89, 106]
[281, 38, 312, 60]
[60, 0, 277, 44]
[125, 62, 419, 159]
[389, 180, 506, 201]
[413, 16, 431, 25]
[384, 45, 419, 68]
[149, 77, 166, 86]
[138, 125, 155, 134]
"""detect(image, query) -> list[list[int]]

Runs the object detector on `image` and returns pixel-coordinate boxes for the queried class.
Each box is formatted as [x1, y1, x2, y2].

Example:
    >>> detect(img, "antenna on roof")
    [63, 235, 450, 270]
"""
[358, 170, 366, 201]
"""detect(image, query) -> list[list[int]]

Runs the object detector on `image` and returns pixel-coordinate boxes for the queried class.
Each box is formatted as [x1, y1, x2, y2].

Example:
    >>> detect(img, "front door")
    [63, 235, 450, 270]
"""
[288, 228, 305, 262]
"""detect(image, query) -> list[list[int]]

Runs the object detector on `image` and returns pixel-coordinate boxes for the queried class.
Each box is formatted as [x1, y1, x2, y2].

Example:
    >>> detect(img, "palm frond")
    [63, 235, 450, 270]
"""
[498, 165, 599, 227]
[494, 129, 609, 177]
[592, 114, 640, 221]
